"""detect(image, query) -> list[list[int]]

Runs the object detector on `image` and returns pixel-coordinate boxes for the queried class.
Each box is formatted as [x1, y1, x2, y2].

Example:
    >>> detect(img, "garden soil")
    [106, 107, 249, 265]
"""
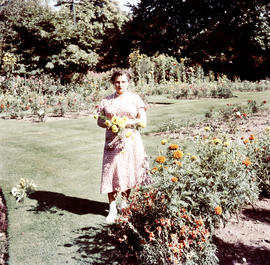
[1, 109, 270, 265]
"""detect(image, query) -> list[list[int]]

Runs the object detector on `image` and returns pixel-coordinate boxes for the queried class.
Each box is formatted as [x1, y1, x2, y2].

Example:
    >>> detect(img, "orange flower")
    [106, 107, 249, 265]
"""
[151, 167, 158, 173]
[242, 158, 252, 167]
[243, 139, 249, 145]
[249, 134, 255, 141]
[173, 150, 183, 159]
[169, 144, 179, 150]
[0, 104, 4, 109]
[156, 156, 166, 164]
[215, 206, 222, 215]
[174, 161, 183, 167]
[171, 177, 178, 183]
[195, 219, 204, 226]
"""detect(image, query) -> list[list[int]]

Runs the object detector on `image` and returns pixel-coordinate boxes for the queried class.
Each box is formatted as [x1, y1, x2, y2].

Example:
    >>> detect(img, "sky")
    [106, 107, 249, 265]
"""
[46, 0, 140, 12]
[117, 0, 140, 12]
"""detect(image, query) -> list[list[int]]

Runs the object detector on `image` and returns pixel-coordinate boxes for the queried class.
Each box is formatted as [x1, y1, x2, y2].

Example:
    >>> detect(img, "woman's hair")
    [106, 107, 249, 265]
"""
[110, 70, 132, 83]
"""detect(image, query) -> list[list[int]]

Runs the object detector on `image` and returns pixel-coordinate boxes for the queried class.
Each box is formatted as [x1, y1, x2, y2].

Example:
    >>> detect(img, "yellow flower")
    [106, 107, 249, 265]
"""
[118, 119, 127, 128]
[125, 130, 132, 138]
[204, 126, 210, 131]
[223, 141, 230, 147]
[161, 139, 168, 145]
[265, 127, 270, 132]
[137, 122, 146, 128]
[122, 116, 128, 122]
[19, 178, 26, 188]
[93, 114, 98, 119]
[191, 155, 197, 161]
[111, 125, 119, 133]
[111, 116, 120, 125]
[105, 120, 112, 128]
[213, 138, 222, 145]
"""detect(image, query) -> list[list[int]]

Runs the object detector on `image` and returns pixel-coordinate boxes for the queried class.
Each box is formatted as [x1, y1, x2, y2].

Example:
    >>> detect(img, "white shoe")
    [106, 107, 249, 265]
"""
[106, 201, 117, 223]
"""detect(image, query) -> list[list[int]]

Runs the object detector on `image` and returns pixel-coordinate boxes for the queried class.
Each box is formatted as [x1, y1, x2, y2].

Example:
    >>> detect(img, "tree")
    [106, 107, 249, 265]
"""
[0, 0, 127, 78]
[128, 0, 270, 80]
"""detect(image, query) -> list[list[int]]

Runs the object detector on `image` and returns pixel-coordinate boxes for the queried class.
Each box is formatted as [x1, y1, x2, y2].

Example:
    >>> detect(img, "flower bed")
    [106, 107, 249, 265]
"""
[108, 127, 269, 264]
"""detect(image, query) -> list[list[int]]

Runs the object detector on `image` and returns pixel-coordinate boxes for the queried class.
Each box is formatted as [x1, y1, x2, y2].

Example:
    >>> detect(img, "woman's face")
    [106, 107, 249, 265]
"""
[113, 75, 129, 95]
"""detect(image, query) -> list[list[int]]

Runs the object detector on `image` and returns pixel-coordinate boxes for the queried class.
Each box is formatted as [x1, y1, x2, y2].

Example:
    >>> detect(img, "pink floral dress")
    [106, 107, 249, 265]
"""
[99, 91, 150, 194]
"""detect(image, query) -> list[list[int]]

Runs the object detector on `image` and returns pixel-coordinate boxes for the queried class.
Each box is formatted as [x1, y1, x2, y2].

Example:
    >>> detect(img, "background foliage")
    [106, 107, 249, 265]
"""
[0, 0, 127, 79]
[0, 0, 269, 80]
[127, 0, 270, 80]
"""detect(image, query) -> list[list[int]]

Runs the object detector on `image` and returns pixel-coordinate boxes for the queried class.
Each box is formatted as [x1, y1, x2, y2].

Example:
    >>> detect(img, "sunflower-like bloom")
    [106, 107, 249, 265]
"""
[213, 138, 222, 145]
[242, 158, 252, 167]
[105, 120, 112, 128]
[223, 141, 230, 147]
[111, 116, 120, 125]
[191, 155, 197, 161]
[111, 125, 119, 133]
[169, 144, 179, 150]
[156, 156, 166, 164]
[161, 139, 168, 145]
[173, 150, 184, 159]
[125, 130, 132, 138]
[118, 119, 127, 128]
[171, 177, 178, 183]
[215, 206, 222, 215]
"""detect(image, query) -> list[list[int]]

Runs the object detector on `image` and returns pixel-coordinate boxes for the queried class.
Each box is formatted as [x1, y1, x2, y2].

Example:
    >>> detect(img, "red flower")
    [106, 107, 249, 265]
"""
[249, 134, 255, 141]
[263, 100, 267, 104]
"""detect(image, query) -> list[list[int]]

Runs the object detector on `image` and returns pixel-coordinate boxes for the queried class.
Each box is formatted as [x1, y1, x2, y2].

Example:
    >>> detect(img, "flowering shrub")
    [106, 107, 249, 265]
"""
[0, 73, 113, 121]
[109, 132, 259, 264]
[244, 128, 270, 195]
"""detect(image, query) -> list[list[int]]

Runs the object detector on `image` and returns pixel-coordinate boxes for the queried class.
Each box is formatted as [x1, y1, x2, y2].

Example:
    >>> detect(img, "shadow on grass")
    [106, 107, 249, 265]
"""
[69, 225, 138, 265]
[214, 236, 270, 265]
[28, 190, 108, 216]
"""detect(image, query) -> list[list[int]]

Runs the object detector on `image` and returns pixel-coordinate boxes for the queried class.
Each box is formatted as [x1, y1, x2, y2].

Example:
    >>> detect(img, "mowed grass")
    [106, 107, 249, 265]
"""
[0, 91, 269, 264]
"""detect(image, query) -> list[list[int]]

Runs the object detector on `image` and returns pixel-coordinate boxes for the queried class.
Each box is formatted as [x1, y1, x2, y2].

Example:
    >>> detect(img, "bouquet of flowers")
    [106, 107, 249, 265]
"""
[94, 112, 146, 150]
[11, 178, 37, 203]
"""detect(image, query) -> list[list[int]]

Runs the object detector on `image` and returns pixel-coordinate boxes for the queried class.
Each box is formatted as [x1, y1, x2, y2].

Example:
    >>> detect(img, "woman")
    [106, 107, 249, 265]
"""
[97, 70, 150, 223]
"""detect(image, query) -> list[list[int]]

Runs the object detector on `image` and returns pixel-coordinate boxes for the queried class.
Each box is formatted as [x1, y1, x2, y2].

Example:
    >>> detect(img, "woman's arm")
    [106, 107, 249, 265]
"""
[127, 108, 147, 126]
[137, 108, 147, 125]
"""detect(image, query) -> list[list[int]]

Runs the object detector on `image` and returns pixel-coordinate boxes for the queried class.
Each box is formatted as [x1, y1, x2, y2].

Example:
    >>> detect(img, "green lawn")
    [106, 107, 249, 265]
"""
[0, 91, 269, 264]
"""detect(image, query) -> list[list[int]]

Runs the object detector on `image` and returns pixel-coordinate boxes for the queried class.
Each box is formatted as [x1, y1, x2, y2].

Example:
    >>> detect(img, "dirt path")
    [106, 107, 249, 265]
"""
[214, 196, 270, 265]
